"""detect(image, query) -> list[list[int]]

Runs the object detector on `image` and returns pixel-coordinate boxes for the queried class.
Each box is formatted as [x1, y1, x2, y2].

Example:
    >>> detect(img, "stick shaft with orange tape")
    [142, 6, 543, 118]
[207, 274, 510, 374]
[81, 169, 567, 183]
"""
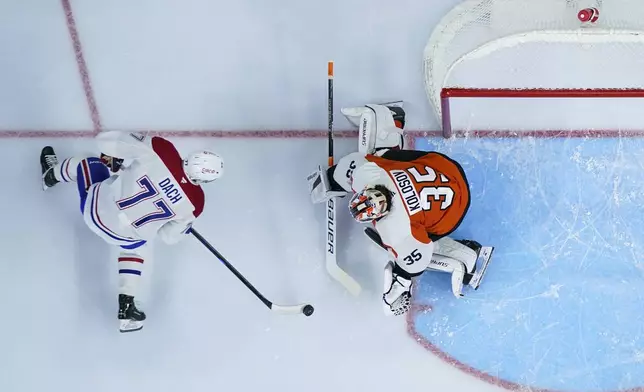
[327, 61, 334, 166]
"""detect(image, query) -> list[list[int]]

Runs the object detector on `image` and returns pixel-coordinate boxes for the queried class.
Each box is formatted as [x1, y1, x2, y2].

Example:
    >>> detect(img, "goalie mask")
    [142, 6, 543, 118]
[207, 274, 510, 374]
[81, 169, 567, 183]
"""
[349, 186, 391, 223]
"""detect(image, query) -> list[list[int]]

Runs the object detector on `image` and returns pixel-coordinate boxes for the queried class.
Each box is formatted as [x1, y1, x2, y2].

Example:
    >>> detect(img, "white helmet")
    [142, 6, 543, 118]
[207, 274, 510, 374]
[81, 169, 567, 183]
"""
[183, 150, 224, 184]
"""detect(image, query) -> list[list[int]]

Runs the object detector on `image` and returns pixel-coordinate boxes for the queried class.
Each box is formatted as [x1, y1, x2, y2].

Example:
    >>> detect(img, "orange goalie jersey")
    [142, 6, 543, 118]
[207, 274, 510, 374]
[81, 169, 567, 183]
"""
[366, 151, 470, 242]
[346, 149, 470, 274]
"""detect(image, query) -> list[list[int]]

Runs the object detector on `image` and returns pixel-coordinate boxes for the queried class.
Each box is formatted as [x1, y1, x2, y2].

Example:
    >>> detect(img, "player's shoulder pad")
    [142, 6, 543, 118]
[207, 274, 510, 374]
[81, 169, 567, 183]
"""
[332, 152, 368, 193]
[190, 186, 205, 218]
[151, 137, 205, 218]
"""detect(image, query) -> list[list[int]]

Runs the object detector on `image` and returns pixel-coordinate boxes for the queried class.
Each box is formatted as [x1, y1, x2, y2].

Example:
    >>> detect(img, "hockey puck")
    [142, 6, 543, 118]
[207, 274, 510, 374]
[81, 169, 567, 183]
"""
[302, 304, 314, 316]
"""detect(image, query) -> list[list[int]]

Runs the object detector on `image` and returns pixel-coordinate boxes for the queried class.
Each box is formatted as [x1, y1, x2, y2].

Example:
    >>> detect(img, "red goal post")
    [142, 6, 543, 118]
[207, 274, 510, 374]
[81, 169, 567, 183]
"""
[424, 0, 644, 138]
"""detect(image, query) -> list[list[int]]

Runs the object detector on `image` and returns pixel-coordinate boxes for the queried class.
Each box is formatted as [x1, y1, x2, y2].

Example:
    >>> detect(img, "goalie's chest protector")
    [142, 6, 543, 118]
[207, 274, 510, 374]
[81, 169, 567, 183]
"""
[368, 152, 471, 240]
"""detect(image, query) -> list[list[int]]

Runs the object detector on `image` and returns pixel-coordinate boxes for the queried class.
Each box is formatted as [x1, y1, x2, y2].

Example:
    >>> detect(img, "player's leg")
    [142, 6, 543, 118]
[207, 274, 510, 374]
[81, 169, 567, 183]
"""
[40, 146, 83, 190]
[428, 237, 494, 295]
[71, 157, 148, 332]
[433, 237, 478, 274]
[41, 150, 147, 330]
[73, 157, 111, 212]
[454, 239, 482, 284]
[117, 242, 148, 333]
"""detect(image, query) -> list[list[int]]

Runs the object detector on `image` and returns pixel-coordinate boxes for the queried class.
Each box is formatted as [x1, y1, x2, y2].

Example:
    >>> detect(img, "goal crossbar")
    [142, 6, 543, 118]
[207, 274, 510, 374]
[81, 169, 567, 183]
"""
[424, 0, 644, 138]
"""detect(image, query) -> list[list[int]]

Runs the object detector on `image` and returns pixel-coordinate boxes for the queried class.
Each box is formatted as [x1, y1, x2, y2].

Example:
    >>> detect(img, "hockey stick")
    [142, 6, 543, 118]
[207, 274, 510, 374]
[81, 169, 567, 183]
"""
[324, 61, 361, 296]
[190, 228, 314, 316]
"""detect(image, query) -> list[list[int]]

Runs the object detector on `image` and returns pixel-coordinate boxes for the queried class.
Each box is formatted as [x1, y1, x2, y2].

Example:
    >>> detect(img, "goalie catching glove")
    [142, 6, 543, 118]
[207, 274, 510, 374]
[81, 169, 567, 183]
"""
[382, 261, 413, 316]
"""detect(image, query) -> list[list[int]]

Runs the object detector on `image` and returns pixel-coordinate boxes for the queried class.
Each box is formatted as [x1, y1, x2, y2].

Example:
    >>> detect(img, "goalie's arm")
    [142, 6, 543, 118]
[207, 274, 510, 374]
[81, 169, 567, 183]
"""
[308, 152, 367, 203]
[380, 234, 434, 316]
[389, 232, 435, 277]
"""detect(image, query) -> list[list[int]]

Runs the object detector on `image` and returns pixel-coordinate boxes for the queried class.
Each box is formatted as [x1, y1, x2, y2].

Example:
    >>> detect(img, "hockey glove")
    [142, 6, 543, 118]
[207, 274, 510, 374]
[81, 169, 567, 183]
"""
[100, 153, 124, 173]
[382, 261, 412, 316]
[307, 165, 347, 203]
[158, 219, 193, 245]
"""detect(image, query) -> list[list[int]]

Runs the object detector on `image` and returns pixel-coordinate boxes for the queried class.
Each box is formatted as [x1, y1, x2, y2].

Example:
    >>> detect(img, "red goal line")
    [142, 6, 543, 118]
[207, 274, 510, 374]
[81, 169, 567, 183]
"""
[0, 129, 434, 148]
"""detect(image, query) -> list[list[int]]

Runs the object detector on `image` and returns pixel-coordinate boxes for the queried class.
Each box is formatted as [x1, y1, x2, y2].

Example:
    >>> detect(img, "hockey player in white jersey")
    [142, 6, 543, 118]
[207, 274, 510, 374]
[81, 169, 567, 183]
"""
[40, 131, 224, 332]
[308, 103, 493, 316]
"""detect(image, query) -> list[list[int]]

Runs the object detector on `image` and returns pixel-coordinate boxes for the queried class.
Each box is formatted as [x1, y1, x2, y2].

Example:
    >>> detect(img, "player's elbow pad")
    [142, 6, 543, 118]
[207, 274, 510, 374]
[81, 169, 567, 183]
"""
[158, 221, 192, 244]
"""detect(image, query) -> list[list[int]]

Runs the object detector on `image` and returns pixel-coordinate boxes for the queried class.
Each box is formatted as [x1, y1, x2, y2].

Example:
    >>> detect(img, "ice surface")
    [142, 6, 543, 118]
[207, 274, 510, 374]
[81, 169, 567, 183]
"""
[4, 1, 644, 391]
[412, 136, 644, 392]
[67, 0, 456, 131]
[0, 137, 502, 392]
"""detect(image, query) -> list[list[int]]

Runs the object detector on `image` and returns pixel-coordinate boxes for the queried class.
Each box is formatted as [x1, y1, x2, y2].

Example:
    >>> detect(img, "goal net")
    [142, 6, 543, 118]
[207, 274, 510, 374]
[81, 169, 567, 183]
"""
[424, 0, 644, 137]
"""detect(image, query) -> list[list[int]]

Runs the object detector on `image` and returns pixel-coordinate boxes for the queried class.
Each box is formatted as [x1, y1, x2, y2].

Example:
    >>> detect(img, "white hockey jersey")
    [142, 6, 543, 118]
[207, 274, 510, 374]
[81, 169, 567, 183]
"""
[83, 131, 205, 247]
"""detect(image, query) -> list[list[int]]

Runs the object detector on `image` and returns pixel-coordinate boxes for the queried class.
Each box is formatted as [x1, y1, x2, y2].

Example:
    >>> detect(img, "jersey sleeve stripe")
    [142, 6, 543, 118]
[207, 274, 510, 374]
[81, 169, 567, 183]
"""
[118, 257, 144, 263]
[80, 159, 92, 191]
[59, 158, 72, 182]
[118, 269, 142, 276]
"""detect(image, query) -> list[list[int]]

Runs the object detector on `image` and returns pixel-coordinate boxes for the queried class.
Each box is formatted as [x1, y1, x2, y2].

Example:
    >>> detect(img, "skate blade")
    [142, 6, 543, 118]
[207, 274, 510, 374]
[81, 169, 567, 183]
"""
[41, 168, 54, 191]
[41, 171, 48, 191]
[119, 319, 144, 333]
[469, 246, 494, 290]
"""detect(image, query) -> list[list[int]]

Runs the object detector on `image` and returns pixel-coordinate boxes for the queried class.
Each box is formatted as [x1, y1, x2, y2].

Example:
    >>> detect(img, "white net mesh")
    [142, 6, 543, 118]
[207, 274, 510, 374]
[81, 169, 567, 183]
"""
[447, 95, 644, 132]
[424, 0, 644, 129]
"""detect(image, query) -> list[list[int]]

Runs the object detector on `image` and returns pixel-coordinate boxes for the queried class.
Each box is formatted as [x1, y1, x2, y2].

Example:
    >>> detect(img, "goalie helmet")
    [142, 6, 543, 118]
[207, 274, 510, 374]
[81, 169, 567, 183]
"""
[349, 186, 391, 223]
[183, 150, 224, 184]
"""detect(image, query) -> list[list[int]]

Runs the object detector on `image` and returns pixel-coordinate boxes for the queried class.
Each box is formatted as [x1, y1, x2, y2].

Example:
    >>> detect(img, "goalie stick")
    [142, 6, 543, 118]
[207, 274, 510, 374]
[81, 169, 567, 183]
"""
[325, 61, 361, 296]
[191, 228, 314, 316]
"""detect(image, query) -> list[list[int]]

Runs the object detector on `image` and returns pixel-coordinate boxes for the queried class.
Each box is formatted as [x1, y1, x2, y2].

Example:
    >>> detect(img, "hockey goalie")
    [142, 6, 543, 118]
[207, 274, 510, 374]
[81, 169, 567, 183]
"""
[308, 103, 494, 316]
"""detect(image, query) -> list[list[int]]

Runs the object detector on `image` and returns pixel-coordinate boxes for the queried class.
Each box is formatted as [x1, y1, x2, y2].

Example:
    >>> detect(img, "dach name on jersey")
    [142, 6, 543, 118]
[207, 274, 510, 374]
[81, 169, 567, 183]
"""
[159, 177, 183, 204]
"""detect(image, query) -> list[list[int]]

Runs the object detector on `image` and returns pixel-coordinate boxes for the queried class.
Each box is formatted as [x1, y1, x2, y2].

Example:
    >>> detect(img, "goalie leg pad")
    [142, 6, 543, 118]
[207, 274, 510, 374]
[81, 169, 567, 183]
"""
[433, 237, 478, 274]
[425, 254, 466, 298]
[341, 104, 404, 154]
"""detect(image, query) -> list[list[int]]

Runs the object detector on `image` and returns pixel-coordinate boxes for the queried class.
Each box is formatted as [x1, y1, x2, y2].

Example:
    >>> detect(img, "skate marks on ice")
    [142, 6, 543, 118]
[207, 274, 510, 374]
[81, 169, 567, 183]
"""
[409, 137, 644, 392]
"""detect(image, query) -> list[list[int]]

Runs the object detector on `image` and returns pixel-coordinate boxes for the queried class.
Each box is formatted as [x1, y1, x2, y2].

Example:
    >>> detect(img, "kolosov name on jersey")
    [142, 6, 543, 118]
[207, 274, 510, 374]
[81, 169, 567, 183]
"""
[391, 170, 421, 216]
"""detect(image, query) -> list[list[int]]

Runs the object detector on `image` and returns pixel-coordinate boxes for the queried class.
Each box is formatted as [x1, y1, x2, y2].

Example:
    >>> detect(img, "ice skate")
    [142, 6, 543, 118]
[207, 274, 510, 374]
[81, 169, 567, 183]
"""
[40, 146, 59, 190]
[456, 240, 494, 290]
[118, 294, 146, 333]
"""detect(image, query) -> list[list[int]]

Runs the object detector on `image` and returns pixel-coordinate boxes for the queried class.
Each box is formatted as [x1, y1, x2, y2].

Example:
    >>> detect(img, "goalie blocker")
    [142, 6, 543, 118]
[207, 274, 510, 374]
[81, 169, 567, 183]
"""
[308, 102, 494, 316]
